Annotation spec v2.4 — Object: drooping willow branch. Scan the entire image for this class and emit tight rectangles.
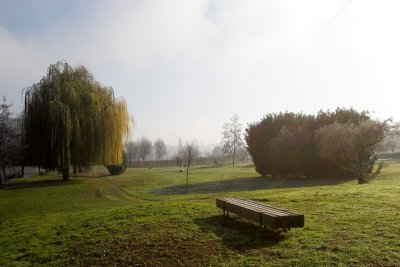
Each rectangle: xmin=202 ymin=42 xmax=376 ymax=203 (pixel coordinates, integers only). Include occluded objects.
xmin=24 ymin=61 xmax=131 ymax=180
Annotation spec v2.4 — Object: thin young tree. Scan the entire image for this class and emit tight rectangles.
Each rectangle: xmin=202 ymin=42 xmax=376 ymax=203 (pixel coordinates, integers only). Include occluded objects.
xmin=221 ymin=114 xmax=244 ymax=166
xmin=24 ymin=61 xmax=131 ymax=181
xmin=183 ymin=141 xmax=199 ymax=193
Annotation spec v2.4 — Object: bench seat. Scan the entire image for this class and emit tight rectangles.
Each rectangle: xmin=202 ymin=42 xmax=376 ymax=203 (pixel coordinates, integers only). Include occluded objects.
xmin=216 ymin=197 xmax=304 ymax=229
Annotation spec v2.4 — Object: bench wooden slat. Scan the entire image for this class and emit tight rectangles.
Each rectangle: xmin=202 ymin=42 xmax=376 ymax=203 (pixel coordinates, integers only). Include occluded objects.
xmin=225 ymin=198 xmax=290 ymax=217
xmin=216 ymin=197 xmax=304 ymax=229
xmin=236 ymin=197 xmax=299 ymax=216
xmin=223 ymin=199 xmax=291 ymax=228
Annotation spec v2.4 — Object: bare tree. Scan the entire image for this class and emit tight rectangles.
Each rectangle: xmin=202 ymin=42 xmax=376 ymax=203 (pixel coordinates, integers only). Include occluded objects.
xmin=0 ymin=97 xmax=23 ymax=184
xmin=221 ymin=114 xmax=244 ymax=166
xmin=137 ymin=137 xmax=153 ymax=161
xmin=154 ymin=139 xmax=167 ymax=161
xmin=182 ymin=141 xmax=200 ymax=193
xmin=126 ymin=141 xmax=141 ymax=165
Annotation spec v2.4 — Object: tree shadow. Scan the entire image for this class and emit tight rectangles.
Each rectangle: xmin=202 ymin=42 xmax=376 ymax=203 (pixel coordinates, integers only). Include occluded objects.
xmin=193 ymin=215 xmax=287 ymax=251
xmin=0 ymin=178 xmax=82 ymax=190
xmin=153 ymin=175 xmax=353 ymax=195
xmin=1 ymin=171 xmax=112 ymax=190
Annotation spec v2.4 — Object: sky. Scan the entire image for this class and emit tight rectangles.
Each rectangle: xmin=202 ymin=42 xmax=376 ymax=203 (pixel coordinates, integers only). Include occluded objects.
xmin=1 ymin=0 xmax=400 ymax=146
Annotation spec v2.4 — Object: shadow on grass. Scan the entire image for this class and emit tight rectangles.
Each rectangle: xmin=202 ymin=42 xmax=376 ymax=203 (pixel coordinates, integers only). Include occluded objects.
xmin=154 ymin=175 xmax=353 ymax=195
xmin=0 ymin=178 xmax=82 ymax=190
xmin=198 ymin=164 xmax=255 ymax=170
xmin=193 ymin=215 xmax=286 ymax=250
xmin=1 ymin=171 xmax=112 ymax=190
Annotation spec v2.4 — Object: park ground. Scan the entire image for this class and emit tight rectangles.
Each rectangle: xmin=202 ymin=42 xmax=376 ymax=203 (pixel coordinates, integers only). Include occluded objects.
xmin=0 ymin=163 xmax=399 ymax=266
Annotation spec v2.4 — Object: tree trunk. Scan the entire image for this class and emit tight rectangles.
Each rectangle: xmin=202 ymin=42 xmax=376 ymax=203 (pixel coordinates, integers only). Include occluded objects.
xmin=232 ymin=142 xmax=236 ymax=166
xmin=186 ymin=165 xmax=190 ymax=193
xmin=21 ymin=166 xmax=25 ymax=177
xmin=62 ymin=167 xmax=70 ymax=181
xmin=2 ymin=165 xmax=7 ymax=182
xmin=73 ymin=165 xmax=77 ymax=174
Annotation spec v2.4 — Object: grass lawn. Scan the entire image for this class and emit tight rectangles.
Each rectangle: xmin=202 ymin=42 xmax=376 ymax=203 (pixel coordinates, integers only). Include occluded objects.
xmin=0 ymin=163 xmax=399 ymax=266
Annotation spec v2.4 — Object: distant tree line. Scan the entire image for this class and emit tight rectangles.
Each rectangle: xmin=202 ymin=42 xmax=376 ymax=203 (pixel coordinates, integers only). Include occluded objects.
xmin=379 ymin=133 xmax=400 ymax=153
xmin=125 ymin=137 xmax=167 ymax=165
xmin=245 ymin=108 xmax=391 ymax=184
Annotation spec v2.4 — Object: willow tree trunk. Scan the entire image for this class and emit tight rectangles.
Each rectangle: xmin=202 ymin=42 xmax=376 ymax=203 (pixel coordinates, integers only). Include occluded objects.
xmin=2 ymin=166 xmax=6 ymax=183
xmin=62 ymin=168 xmax=70 ymax=181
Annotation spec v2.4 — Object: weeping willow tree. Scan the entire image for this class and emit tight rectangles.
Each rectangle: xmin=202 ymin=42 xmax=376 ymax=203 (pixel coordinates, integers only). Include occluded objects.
xmin=24 ymin=61 xmax=131 ymax=181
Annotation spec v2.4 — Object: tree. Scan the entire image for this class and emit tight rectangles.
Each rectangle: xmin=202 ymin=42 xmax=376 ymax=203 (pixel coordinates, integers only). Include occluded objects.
xmin=245 ymin=108 xmax=391 ymax=182
xmin=23 ymin=61 xmax=131 ymax=181
xmin=0 ymin=97 xmax=14 ymax=184
xmin=211 ymin=145 xmax=223 ymax=157
xmin=315 ymin=120 xmax=390 ymax=184
xmin=182 ymin=141 xmax=200 ymax=193
xmin=154 ymin=139 xmax=167 ymax=161
xmin=175 ymin=150 xmax=184 ymax=167
xmin=137 ymin=137 xmax=152 ymax=161
xmin=0 ymin=97 xmax=24 ymax=184
xmin=126 ymin=141 xmax=141 ymax=164
xmin=221 ymin=114 xmax=244 ymax=166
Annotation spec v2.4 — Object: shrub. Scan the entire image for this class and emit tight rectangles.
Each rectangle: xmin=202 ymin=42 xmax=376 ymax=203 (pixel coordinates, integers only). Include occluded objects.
xmin=106 ymin=164 xmax=126 ymax=175
xmin=245 ymin=108 xmax=389 ymax=182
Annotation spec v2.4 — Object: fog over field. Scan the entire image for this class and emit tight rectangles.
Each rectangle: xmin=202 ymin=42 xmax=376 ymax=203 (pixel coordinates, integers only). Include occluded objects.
xmin=1 ymin=0 xmax=400 ymax=145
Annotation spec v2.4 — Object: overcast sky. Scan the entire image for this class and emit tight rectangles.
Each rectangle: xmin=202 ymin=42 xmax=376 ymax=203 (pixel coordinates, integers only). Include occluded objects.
xmin=1 ymin=0 xmax=400 ymax=146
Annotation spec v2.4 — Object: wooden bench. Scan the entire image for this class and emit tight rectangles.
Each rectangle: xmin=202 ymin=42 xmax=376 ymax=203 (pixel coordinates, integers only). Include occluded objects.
xmin=216 ymin=197 xmax=304 ymax=230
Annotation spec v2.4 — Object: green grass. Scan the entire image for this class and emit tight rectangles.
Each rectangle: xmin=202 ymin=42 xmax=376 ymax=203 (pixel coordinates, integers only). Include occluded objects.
xmin=1 ymin=163 xmax=399 ymax=266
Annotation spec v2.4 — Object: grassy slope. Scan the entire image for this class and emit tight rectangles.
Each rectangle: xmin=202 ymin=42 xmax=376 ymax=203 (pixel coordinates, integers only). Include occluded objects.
xmin=0 ymin=164 xmax=399 ymax=266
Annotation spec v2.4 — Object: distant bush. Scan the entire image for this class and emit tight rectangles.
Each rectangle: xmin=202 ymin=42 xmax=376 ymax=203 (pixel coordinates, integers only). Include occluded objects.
xmin=245 ymin=108 xmax=390 ymax=183
xmin=106 ymin=164 xmax=126 ymax=175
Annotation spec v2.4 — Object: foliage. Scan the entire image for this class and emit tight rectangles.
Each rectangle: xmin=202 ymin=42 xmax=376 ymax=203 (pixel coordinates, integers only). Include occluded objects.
xmin=246 ymin=108 xmax=389 ymax=182
xmin=221 ymin=114 xmax=245 ymax=166
xmin=315 ymin=120 xmax=389 ymax=184
xmin=106 ymin=164 xmax=126 ymax=175
xmin=23 ymin=61 xmax=131 ymax=180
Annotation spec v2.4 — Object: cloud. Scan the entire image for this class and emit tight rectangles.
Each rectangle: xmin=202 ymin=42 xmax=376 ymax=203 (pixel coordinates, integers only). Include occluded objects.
xmin=0 ymin=28 xmax=47 ymax=110
xmin=1 ymin=0 xmax=400 ymax=143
